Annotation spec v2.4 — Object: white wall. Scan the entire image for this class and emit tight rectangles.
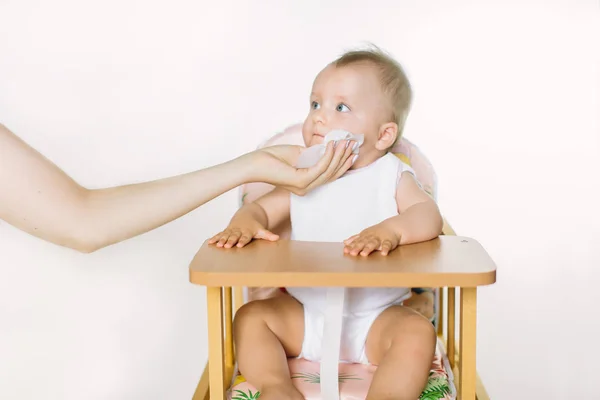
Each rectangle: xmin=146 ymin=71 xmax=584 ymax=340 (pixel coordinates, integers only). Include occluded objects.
xmin=0 ymin=1 xmax=598 ymax=399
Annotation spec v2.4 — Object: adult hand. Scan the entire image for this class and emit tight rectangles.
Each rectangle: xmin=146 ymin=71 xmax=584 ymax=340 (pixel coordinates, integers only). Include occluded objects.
xmin=247 ymin=140 xmax=356 ymax=195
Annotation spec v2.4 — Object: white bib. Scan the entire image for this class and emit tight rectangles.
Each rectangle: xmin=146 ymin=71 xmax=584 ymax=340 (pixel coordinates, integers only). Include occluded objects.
xmin=288 ymin=152 xmax=413 ymax=314
xmin=287 ymin=152 xmax=414 ymax=399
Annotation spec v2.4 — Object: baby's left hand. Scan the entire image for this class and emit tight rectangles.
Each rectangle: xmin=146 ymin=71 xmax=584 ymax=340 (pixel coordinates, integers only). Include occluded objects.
xmin=343 ymin=222 xmax=400 ymax=257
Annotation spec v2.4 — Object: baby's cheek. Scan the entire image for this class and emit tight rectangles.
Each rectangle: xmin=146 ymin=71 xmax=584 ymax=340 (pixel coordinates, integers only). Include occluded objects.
xmin=301 ymin=125 xmax=313 ymax=147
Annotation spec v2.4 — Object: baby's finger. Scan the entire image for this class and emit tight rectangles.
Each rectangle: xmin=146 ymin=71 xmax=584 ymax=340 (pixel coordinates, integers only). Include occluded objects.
xmin=344 ymin=234 xmax=359 ymax=245
xmin=224 ymin=231 xmax=242 ymax=248
xmin=380 ymin=240 xmax=394 ymax=256
xmin=255 ymin=229 xmax=280 ymax=242
xmin=343 ymin=244 xmax=355 ymax=254
xmin=216 ymin=232 xmax=231 ymax=247
xmin=360 ymin=238 xmax=380 ymax=256
xmin=348 ymin=238 xmax=367 ymax=256
xmin=236 ymin=231 xmax=253 ymax=247
xmin=208 ymin=233 xmax=222 ymax=244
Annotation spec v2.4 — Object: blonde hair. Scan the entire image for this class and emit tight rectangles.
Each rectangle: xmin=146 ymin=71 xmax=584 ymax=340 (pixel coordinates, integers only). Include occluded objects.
xmin=332 ymin=45 xmax=412 ymax=139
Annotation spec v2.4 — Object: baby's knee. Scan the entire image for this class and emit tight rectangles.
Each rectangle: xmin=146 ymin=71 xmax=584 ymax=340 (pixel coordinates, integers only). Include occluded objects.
xmin=402 ymin=312 xmax=437 ymax=348
xmin=234 ymin=299 xmax=276 ymax=329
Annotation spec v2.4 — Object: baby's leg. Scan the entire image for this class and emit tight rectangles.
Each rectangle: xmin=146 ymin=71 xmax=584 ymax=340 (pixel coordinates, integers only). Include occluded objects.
xmin=364 ymin=306 xmax=436 ymax=400
xmin=233 ymin=294 xmax=305 ymax=400
xmin=403 ymin=289 xmax=435 ymax=320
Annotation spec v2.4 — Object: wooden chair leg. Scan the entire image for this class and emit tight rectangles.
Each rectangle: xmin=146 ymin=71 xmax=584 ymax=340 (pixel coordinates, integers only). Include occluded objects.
xmin=476 ymin=372 xmax=490 ymax=400
xmin=234 ymin=286 xmax=244 ymax=313
xmin=207 ymin=286 xmax=226 ymax=400
xmin=459 ymin=287 xmax=477 ymax=400
xmin=224 ymin=287 xmax=234 ymax=385
xmin=437 ymin=287 xmax=444 ymax=337
xmin=447 ymin=287 xmax=456 ymax=369
xmin=192 ymin=363 xmax=210 ymax=400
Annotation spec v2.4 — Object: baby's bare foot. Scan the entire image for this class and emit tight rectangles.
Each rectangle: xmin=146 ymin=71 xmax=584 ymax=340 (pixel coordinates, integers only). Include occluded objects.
xmin=259 ymin=384 xmax=304 ymax=400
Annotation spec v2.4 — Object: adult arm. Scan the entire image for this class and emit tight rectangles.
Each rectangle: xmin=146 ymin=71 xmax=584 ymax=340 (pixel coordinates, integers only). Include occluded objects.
xmin=0 ymin=124 xmax=354 ymax=252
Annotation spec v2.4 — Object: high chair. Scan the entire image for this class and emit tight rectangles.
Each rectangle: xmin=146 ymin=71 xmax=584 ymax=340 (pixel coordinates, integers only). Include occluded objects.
xmin=189 ymin=124 xmax=497 ymax=400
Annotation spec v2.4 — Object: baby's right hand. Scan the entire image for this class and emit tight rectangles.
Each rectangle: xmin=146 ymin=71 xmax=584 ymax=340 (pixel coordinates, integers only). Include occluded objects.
xmin=208 ymin=219 xmax=279 ymax=248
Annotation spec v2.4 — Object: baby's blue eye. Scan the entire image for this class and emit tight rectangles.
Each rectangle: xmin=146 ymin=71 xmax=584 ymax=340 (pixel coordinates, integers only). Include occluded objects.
xmin=336 ymin=103 xmax=350 ymax=112
xmin=311 ymin=101 xmax=320 ymax=110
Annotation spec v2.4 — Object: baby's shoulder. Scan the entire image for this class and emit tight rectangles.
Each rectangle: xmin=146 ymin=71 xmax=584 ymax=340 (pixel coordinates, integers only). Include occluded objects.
xmin=384 ymin=153 xmax=415 ymax=182
xmin=388 ymin=155 xmax=421 ymax=200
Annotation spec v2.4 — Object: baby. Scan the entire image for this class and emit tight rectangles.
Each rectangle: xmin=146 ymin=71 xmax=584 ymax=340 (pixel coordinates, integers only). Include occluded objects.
xmin=210 ymin=46 xmax=443 ymax=400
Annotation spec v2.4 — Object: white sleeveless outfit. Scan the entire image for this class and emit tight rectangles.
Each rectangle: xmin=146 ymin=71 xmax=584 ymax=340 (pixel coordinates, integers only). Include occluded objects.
xmin=287 ymin=152 xmax=415 ymax=364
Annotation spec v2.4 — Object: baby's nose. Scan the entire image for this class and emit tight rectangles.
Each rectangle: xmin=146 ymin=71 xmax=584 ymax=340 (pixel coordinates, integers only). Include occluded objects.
xmin=313 ymin=109 xmax=326 ymax=124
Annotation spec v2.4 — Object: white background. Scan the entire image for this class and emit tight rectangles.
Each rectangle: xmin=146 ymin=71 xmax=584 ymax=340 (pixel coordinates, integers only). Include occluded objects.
xmin=1 ymin=0 xmax=598 ymax=399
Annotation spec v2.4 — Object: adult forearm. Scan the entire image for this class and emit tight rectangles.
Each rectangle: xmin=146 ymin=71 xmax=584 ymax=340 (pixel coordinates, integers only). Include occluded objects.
xmin=0 ymin=123 xmax=253 ymax=252
xmin=78 ymin=157 xmax=252 ymax=252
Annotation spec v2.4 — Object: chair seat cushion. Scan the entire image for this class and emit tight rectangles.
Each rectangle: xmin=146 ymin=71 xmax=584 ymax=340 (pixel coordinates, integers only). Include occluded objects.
xmin=228 ymin=339 xmax=455 ymax=400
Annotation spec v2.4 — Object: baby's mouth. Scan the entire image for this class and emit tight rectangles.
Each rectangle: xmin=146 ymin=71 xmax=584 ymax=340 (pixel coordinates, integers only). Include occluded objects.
xmin=311 ymin=133 xmax=325 ymax=144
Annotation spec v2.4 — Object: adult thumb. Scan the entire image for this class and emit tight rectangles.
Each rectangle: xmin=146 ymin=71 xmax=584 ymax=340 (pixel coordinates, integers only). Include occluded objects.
xmin=255 ymin=229 xmax=280 ymax=242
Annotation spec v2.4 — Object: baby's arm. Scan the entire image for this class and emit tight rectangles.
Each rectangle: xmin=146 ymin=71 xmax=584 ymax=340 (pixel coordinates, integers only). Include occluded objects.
xmin=388 ymin=171 xmax=443 ymax=244
xmin=209 ymin=188 xmax=291 ymax=248
xmin=344 ymin=172 xmax=442 ymax=256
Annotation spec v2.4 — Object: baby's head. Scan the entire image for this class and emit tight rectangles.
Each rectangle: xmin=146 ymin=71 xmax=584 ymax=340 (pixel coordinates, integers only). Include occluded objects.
xmin=302 ymin=45 xmax=412 ymax=168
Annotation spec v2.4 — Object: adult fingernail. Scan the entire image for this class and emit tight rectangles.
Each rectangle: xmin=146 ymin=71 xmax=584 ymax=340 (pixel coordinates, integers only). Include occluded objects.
xmin=352 ymin=155 xmax=358 ymax=164
xmin=352 ymin=141 xmax=359 ymax=151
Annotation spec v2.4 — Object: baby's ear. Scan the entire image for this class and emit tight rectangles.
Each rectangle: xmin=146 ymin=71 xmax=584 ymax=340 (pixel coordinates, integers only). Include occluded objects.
xmin=375 ymin=122 xmax=398 ymax=150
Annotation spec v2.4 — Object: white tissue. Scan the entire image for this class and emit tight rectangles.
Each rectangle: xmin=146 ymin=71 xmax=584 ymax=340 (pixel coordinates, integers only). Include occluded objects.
xmin=296 ymin=129 xmax=364 ymax=168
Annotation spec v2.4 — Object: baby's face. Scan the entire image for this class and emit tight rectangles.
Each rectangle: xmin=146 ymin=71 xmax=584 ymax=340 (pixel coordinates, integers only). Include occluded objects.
xmin=302 ymin=63 xmax=392 ymax=165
